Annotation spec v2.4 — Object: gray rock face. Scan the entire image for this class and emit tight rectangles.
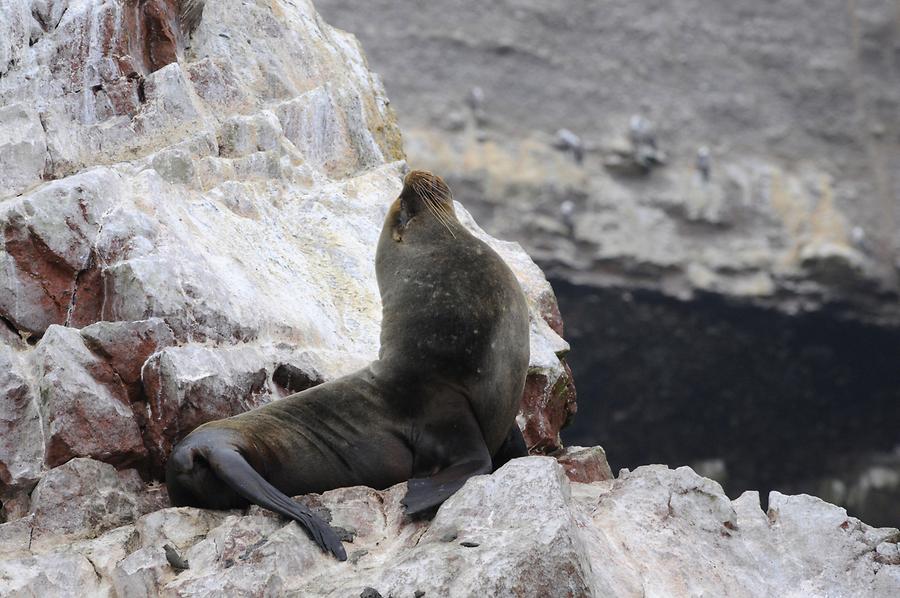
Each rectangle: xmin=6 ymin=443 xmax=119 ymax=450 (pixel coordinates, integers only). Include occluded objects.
xmin=317 ymin=0 xmax=900 ymax=322
xmin=0 ymin=346 xmax=42 ymax=503
xmin=1 ymin=457 xmax=897 ymax=597
xmin=315 ymin=0 xmax=900 ymax=524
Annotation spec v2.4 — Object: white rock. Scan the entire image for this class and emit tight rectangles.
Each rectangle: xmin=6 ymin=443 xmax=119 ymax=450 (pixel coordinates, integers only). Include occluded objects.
xmin=28 ymin=458 xmax=150 ymax=551
xmin=5 ymin=457 xmax=896 ymax=597
xmin=0 ymin=551 xmax=105 ymax=598
xmin=367 ymin=457 xmax=597 ymax=597
xmin=0 ymin=103 xmax=48 ymax=197
xmin=0 ymin=345 xmax=42 ymax=498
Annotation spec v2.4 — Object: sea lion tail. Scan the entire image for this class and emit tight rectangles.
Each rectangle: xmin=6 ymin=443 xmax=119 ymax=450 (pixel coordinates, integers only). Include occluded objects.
xmin=205 ymin=447 xmax=347 ymax=561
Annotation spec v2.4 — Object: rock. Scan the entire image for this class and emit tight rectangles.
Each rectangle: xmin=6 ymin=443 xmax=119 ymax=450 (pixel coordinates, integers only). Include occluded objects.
xmin=0 ymin=552 xmax=105 ymax=597
xmin=0 ymin=515 xmax=34 ymax=558
xmin=134 ymin=507 xmax=232 ymax=553
xmin=111 ymin=545 xmax=177 ymax=598
xmin=579 ymin=465 xmax=900 ymax=597
xmin=28 ymin=458 xmax=162 ymax=551
xmin=556 ymin=445 xmax=614 ymax=483
xmin=70 ymin=525 xmax=141 ymax=586
xmin=140 ymin=344 xmax=273 ymax=470
xmin=0 ymin=345 xmax=42 ymax=500
xmin=3 ymin=456 xmax=896 ymax=596
xmin=0 ymin=168 xmax=116 ymax=336
xmin=80 ymin=318 xmax=176 ymax=403
xmin=170 ymin=516 xmax=304 ymax=594
xmin=365 ymin=458 xmax=596 ymax=597
xmin=0 ymin=103 xmax=48 ymax=197
xmin=30 ymin=326 xmax=146 ymax=470
xmin=520 ymin=360 xmax=577 ymax=454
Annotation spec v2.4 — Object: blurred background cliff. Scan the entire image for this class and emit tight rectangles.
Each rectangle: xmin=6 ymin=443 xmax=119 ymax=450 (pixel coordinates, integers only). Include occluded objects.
xmin=316 ymin=0 xmax=900 ymax=527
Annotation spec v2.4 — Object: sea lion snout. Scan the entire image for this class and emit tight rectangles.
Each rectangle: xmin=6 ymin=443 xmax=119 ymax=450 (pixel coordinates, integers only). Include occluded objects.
xmin=402 ymin=170 xmax=453 ymax=205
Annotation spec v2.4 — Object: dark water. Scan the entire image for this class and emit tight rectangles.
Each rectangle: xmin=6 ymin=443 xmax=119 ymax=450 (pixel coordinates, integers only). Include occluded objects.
xmin=553 ymin=279 xmax=900 ymax=525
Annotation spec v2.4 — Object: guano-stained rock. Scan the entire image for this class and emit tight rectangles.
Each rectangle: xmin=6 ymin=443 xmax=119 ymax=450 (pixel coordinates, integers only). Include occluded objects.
xmin=2 ymin=457 xmax=897 ymax=597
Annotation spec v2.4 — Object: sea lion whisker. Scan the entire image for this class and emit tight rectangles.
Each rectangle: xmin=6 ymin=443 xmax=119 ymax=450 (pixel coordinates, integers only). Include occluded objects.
xmin=414 ymin=179 xmax=453 ymax=233
xmin=424 ymin=195 xmax=457 ymax=238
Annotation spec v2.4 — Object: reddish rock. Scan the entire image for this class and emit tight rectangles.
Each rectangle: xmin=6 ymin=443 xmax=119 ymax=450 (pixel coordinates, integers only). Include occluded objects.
xmin=520 ymin=358 xmax=578 ymax=454
xmin=0 ymin=171 xmax=115 ymax=337
xmin=47 ymin=0 xmax=182 ymax=124
xmin=555 ymin=445 xmax=614 ymax=483
xmin=2 ymin=213 xmax=79 ymax=335
xmin=141 ymin=345 xmax=272 ymax=474
xmin=32 ymin=326 xmax=147 ymax=470
xmin=537 ymin=290 xmax=565 ymax=338
xmin=81 ymin=318 xmax=176 ymax=403
xmin=139 ymin=0 xmax=180 ymax=73
xmin=515 ymin=282 xmax=579 ymax=455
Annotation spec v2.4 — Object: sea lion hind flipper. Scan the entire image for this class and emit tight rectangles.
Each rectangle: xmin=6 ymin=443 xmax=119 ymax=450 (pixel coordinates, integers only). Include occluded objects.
xmin=491 ymin=423 xmax=528 ymax=471
xmin=205 ymin=448 xmax=347 ymax=561
xmin=401 ymin=457 xmax=492 ymax=516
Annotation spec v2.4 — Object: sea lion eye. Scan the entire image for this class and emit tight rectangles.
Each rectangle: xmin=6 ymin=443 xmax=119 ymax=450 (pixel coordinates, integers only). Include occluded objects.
xmin=398 ymin=200 xmax=413 ymax=227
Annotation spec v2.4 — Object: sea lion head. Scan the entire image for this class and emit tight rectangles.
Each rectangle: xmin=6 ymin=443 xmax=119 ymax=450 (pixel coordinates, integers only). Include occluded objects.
xmin=389 ymin=170 xmax=457 ymax=241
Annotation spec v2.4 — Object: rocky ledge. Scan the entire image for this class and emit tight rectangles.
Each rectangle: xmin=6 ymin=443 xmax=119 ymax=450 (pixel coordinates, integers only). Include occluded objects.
xmin=1 ymin=455 xmax=898 ymax=597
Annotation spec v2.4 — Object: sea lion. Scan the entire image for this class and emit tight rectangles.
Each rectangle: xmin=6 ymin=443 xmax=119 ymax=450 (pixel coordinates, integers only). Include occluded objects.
xmin=165 ymin=170 xmax=530 ymax=561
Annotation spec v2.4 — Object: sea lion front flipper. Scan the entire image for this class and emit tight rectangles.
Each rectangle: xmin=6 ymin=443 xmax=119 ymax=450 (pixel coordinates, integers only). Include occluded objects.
xmin=491 ymin=423 xmax=528 ymax=471
xmin=205 ymin=448 xmax=347 ymax=561
xmin=402 ymin=457 xmax=492 ymax=516
xmin=402 ymin=394 xmax=494 ymax=515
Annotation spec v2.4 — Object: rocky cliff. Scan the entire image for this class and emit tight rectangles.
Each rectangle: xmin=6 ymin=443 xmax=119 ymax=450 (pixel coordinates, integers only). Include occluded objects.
xmin=0 ymin=0 xmax=573 ymax=513
xmin=0 ymin=0 xmax=898 ymax=596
